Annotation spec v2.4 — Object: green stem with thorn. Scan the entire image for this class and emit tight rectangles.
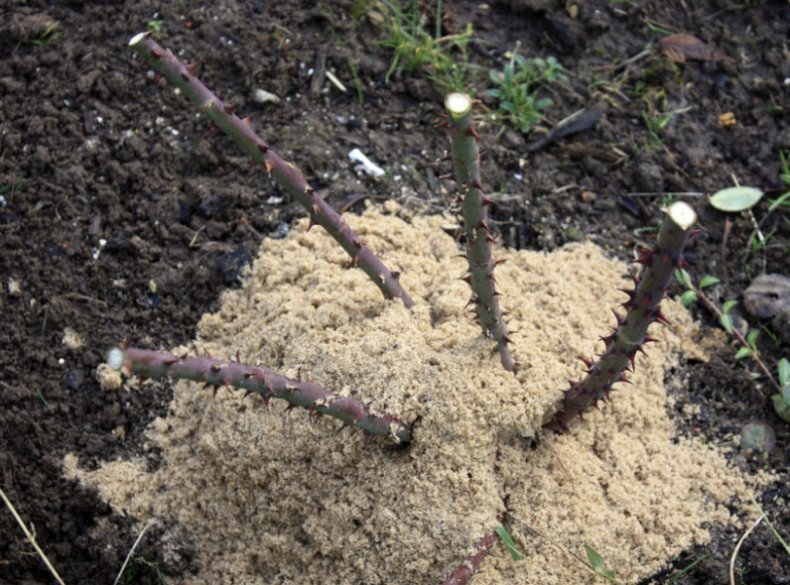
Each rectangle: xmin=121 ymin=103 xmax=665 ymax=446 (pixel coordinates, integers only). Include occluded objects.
xmin=128 ymin=32 xmax=414 ymax=308
xmin=108 ymin=346 xmax=412 ymax=445
xmin=444 ymin=93 xmax=515 ymax=372
xmin=545 ymin=201 xmax=697 ymax=431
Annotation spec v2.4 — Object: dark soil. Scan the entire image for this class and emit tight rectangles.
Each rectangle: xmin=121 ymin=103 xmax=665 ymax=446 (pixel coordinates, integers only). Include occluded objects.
xmin=1 ymin=1 xmax=787 ymax=584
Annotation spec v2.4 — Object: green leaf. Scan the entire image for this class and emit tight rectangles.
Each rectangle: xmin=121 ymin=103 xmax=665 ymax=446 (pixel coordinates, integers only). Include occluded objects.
xmin=709 ymin=186 xmax=764 ymax=212
xmin=585 ymin=544 xmax=606 ymax=570
xmin=674 ymin=268 xmax=693 ymax=288
xmin=494 ymin=525 xmax=525 ymax=561
xmin=734 ymin=346 xmax=752 ymax=360
xmin=722 ymin=299 xmax=739 ymax=314
xmin=720 ymin=313 xmax=734 ymax=335
xmin=772 ymin=394 xmax=790 ymax=424
xmin=746 ymin=329 xmax=759 ymax=348
xmin=698 ymin=275 xmax=721 ymax=289
xmin=584 ymin=545 xmax=618 ymax=583
xmin=778 ymin=358 xmax=789 ymax=387
xmin=680 ymin=290 xmax=698 ymax=307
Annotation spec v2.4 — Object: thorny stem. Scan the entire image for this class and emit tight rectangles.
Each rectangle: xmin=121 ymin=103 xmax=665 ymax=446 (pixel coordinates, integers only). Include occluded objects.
xmin=108 ymin=346 xmax=413 ymax=445
xmin=689 ymin=284 xmax=780 ymax=393
xmin=546 ymin=202 xmax=697 ymax=432
xmin=128 ymin=32 xmax=414 ymax=308
xmin=442 ymin=532 xmax=498 ymax=585
xmin=444 ymin=93 xmax=515 ymax=372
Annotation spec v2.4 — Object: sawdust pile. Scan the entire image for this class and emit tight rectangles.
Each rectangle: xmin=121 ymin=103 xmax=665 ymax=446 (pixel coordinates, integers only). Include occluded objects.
xmin=67 ymin=206 xmax=756 ymax=584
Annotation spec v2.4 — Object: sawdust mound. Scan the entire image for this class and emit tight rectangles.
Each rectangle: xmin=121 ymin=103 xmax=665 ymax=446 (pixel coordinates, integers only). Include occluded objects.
xmin=67 ymin=207 xmax=754 ymax=584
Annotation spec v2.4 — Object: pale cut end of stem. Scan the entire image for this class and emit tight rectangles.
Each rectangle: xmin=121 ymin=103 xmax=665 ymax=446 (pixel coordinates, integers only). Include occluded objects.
xmin=667 ymin=201 xmax=697 ymax=230
xmin=128 ymin=31 xmax=150 ymax=47
xmin=107 ymin=347 xmax=125 ymax=371
xmin=445 ymin=92 xmax=472 ymax=120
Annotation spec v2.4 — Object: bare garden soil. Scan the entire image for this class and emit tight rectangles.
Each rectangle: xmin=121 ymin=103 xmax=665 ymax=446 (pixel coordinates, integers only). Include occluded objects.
xmin=1 ymin=1 xmax=788 ymax=584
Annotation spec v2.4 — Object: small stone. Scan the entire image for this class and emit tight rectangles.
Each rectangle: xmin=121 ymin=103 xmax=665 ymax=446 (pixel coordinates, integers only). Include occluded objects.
xmin=580 ymin=190 xmax=597 ymax=203
xmin=252 ymin=89 xmax=281 ymax=105
xmin=62 ymin=327 xmax=83 ymax=349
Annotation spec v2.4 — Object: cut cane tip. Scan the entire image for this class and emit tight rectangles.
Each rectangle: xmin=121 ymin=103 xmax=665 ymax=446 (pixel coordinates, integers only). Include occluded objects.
xmin=129 ymin=32 xmax=151 ymax=47
xmin=666 ymin=201 xmax=696 ymax=230
xmin=445 ymin=93 xmax=472 ymax=119
xmin=107 ymin=347 xmax=125 ymax=371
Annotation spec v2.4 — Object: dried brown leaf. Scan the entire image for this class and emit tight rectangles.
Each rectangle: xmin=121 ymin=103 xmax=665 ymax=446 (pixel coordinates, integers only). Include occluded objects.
xmin=658 ymin=33 xmax=735 ymax=64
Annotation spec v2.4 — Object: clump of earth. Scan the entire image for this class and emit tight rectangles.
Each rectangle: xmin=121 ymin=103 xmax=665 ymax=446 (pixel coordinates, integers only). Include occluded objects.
xmin=68 ymin=208 xmax=763 ymax=584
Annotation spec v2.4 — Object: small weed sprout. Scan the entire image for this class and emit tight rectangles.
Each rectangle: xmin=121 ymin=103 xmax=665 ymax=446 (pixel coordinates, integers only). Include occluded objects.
xmin=772 ymin=358 xmax=790 ymax=423
xmin=378 ymin=0 xmax=474 ymax=92
xmin=584 ymin=544 xmax=620 ymax=584
xmin=487 ymin=45 xmax=566 ymax=134
xmin=147 ymin=19 xmax=164 ymax=37
xmin=31 ymin=20 xmax=61 ymax=47
xmin=675 ymin=269 xmax=784 ymax=411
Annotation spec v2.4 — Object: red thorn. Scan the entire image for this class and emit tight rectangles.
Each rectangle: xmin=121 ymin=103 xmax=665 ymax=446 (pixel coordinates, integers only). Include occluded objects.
xmin=186 ymin=62 xmax=200 ymax=74
xmin=153 ymin=72 xmax=164 ymax=84
xmin=482 ymin=196 xmax=494 ymax=206
xmin=180 ymin=73 xmax=190 ymax=82
xmin=599 ymin=333 xmax=616 ymax=346
xmin=653 ymin=309 xmax=670 ymax=326
xmin=210 ymin=364 xmax=222 ymax=373
xmin=150 ymin=49 xmax=162 ymax=59
xmin=643 ymin=335 xmax=657 ymax=344
xmin=235 ymin=350 xmax=241 ymax=363
xmin=242 ymin=116 xmax=252 ymax=126
xmin=467 ymin=126 xmax=481 ymax=140
xmin=636 ymin=249 xmax=655 ymax=266
xmin=257 ymin=143 xmax=269 ymax=154
xmin=224 ymin=103 xmax=237 ymax=115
